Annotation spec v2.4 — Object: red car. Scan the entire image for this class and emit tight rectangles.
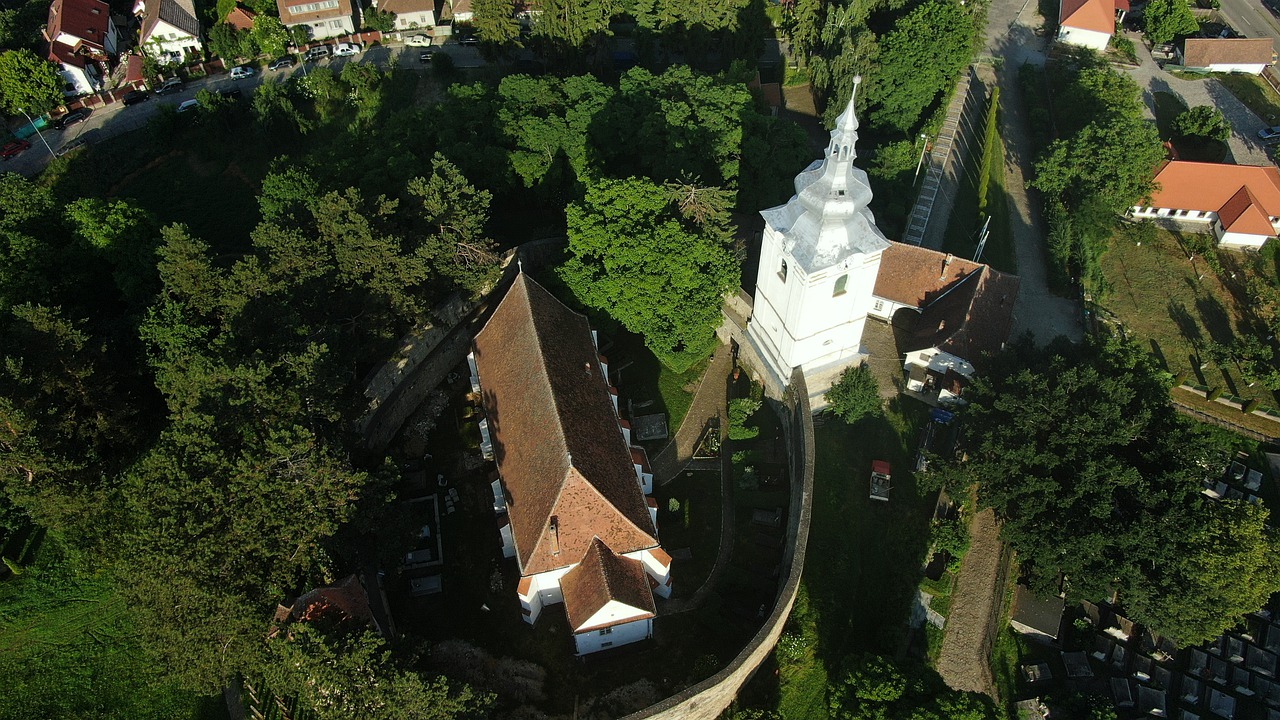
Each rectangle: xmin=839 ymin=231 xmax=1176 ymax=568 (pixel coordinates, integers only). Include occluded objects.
xmin=1 ymin=139 xmax=31 ymax=160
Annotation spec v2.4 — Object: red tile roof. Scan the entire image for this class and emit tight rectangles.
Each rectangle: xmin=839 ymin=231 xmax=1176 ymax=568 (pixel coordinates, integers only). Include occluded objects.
xmin=1059 ymin=0 xmax=1114 ymax=34
xmin=1149 ymin=161 xmax=1280 ymax=234
xmin=287 ymin=575 xmax=375 ymax=627
xmin=223 ymin=5 xmax=256 ymax=30
xmin=277 ymin=0 xmax=354 ymax=24
xmin=378 ymin=0 xmax=438 ymax=15
xmin=138 ymin=0 xmax=201 ymax=43
xmin=906 ymin=264 xmax=1021 ymax=362
xmin=473 ymin=274 xmax=658 ymax=577
xmin=873 ymin=242 xmax=985 ymax=309
xmin=1181 ymin=38 xmax=1274 ymax=68
xmin=48 ymin=41 xmax=88 ymax=67
xmin=560 ymin=538 xmax=656 ymax=633
xmin=45 ymin=0 xmax=112 ymax=55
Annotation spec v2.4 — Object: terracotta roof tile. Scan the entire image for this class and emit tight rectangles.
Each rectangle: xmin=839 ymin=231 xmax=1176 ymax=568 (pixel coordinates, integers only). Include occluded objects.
xmin=379 ymin=0 xmax=438 ymax=14
xmin=648 ymin=546 xmax=672 ymax=568
xmin=473 ymin=274 xmax=657 ymax=576
xmin=1060 ymin=0 xmax=1114 ymax=34
xmin=45 ymin=0 xmax=112 ymax=55
xmin=288 ymin=575 xmax=374 ymax=626
xmin=873 ymin=242 xmax=986 ymax=309
xmin=560 ymin=538 xmax=656 ymax=633
xmin=907 ymin=265 xmax=1020 ymax=363
xmin=1148 ymin=161 xmax=1280 ymax=230
xmin=1181 ymin=38 xmax=1274 ymax=68
xmin=139 ymin=0 xmax=200 ymax=43
xmin=1218 ymin=186 xmax=1276 ymax=235
xmin=277 ymin=0 xmax=353 ymax=24
xmin=223 ymin=5 xmax=256 ymax=30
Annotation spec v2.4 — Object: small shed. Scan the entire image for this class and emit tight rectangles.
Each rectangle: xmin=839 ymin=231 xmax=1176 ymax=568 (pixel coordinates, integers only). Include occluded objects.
xmin=869 ymin=460 xmax=891 ymax=502
xmin=1178 ymin=38 xmax=1275 ymax=74
xmin=1010 ymin=585 xmax=1064 ymax=643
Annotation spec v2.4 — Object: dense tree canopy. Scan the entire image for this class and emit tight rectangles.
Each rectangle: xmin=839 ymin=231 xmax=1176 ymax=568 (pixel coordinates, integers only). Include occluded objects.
xmin=827 ymin=654 xmax=1000 ymax=720
xmin=947 ymin=335 xmax=1280 ymax=645
xmin=863 ymin=1 xmax=977 ymax=132
xmin=0 ymin=48 xmax=64 ymax=116
xmin=1173 ymin=105 xmax=1231 ymax=142
xmin=560 ymin=177 xmax=738 ymax=370
xmin=1144 ymin=0 xmax=1200 ymax=44
xmin=824 ymin=363 xmax=881 ymax=424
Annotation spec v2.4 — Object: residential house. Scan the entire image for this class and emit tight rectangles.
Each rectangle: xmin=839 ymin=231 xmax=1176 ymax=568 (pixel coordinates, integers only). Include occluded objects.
xmin=446 ymin=0 xmax=471 ymax=22
xmin=869 ymin=243 xmax=1020 ymax=405
xmin=44 ymin=0 xmax=118 ymax=96
xmin=469 ymin=273 xmax=672 ymax=656
xmin=270 ymin=574 xmax=385 ymax=636
xmin=1057 ymin=0 xmax=1123 ymax=52
xmin=1178 ymin=38 xmax=1274 ymax=74
xmin=223 ymin=4 xmax=256 ymax=30
xmin=278 ymin=0 xmax=358 ymax=40
xmin=375 ymin=0 xmax=438 ymax=31
xmin=134 ymin=0 xmax=202 ymax=61
xmin=1131 ymin=160 xmax=1280 ymax=248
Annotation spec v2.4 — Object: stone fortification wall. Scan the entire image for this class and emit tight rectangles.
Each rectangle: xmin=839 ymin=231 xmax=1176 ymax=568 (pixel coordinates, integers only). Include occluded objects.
xmin=623 ymin=367 xmax=815 ymax=720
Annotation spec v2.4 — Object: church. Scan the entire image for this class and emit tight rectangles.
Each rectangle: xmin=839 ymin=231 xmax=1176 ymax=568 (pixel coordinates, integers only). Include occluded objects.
xmin=739 ymin=78 xmax=1020 ymax=407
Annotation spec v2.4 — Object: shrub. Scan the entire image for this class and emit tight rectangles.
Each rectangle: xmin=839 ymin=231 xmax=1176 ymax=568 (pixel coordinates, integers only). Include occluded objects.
xmin=1207 ymin=386 xmax=1223 ymax=401
xmin=1243 ymin=398 xmax=1261 ymax=413
xmin=825 ymin=363 xmax=881 ymax=424
xmin=1173 ymin=370 xmax=1189 ymax=386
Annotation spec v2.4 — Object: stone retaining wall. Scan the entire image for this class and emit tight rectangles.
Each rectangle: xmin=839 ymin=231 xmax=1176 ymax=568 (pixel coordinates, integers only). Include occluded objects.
xmin=622 ymin=367 xmax=815 ymax=720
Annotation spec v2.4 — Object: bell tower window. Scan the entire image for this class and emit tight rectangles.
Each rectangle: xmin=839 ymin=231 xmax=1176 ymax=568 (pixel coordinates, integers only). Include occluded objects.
xmin=778 ymin=259 xmax=788 ymax=283
xmin=833 ymin=274 xmax=848 ymax=296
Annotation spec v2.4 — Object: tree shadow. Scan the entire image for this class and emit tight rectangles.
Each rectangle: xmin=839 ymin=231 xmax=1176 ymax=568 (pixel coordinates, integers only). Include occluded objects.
xmin=1219 ymin=366 xmax=1238 ymax=397
xmin=1195 ymin=294 xmax=1235 ymax=346
xmin=1167 ymin=298 xmax=1203 ymax=351
xmin=1189 ymin=353 xmax=1207 ymax=385
xmin=1148 ymin=338 xmax=1168 ymax=370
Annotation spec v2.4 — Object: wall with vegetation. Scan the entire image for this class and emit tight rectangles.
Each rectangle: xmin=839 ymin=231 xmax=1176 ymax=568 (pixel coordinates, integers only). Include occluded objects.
xmin=623 ymin=366 xmax=815 ymax=720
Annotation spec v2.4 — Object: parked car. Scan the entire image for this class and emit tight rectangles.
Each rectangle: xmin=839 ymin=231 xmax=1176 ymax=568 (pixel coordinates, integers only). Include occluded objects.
xmin=418 ymin=48 xmax=437 ymax=63
xmin=229 ymin=65 xmax=255 ymax=80
xmin=155 ymin=77 xmax=183 ymax=95
xmin=56 ymin=132 xmax=94 ymax=157
xmin=176 ymin=98 xmax=200 ymax=113
xmin=268 ymin=56 xmax=296 ymax=71
xmin=405 ymin=34 xmax=431 ymax=46
xmin=332 ymin=42 xmax=361 ymax=57
xmin=1 ymin=139 xmax=31 ymax=160
xmin=458 ymin=34 xmax=478 ymax=46
xmin=304 ymin=45 xmax=329 ymax=61
xmin=54 ymin=107 xmax=91 ymax=130
xmin=216 ymin=88 xmax=242 ymax=100
xmin=1259 ymin=126 xmax=1280 ymax=141
xmin=122 ymin=90 xmax=149 ymax=106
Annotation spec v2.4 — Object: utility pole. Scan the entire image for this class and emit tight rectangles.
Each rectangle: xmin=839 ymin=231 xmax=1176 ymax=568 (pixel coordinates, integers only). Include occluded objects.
xmin=17 ymin=107 xmax=56 ymax=160
xmin=912 ymin=133 xmax=928 ymax=184
xmin=973 ymin=215 xmax=991 ymax=263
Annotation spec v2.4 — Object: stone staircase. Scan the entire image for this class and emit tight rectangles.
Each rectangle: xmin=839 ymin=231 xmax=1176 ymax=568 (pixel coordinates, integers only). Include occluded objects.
xmin=903 ymin=68 xmax=980 ymax=248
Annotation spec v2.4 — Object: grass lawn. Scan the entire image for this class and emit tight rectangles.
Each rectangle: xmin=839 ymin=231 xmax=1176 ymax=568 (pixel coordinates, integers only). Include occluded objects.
xmin=654 ymin=469 xmax=723 ymax=599
xmin=1218 ymin=73 xmax=1280 ymax=126
xmin=774 ymin=398 xmax=936 ymax=720
xmin=1098 ymin=226 xmax=1280 ymax=411
xmin=0 ymin=535 xmax=225 ymax=720
xmin=611 ymin=331 xmax=708 ymax=437
xmin=942 ymin=101 xmax=1016 ymax=275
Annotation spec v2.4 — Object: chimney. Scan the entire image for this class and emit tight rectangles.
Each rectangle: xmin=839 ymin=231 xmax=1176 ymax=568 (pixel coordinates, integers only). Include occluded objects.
xmin=940 ymin=253 xmax=954 ymax=280
xmin=583 ymin=362 xmax=591 ymax=375
xmin=549 ymin=516 xmax=560 ymax=555
xmin=937 ymin=320 xmax=946 ymax=333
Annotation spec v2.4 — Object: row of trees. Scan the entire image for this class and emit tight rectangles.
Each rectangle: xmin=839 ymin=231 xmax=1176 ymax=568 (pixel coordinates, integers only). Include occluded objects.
xmin=944 ymin=334 xmax=1280 ymax=646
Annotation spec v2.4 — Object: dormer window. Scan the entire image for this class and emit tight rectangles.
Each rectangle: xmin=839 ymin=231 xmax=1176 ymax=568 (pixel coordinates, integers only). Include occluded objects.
xmin=833 ymin=274 xmax=848 ymax=296
xmin=778 ymin=259 xmax=788 ymax=283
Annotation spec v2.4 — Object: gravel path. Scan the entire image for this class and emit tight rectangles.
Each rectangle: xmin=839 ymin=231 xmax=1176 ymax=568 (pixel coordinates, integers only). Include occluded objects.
xmin=1118 ymin=31 xmax=1273 ymax=165
xmin=935 ymin=509 xmax=1006 ymax=696
xmin=650 ymin=343 xmax=732 ymax=483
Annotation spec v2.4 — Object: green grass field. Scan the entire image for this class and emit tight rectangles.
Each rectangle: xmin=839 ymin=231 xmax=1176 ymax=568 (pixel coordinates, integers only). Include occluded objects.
xmin=0 ymin=535 xmax=224 ymax=720
xmin=943 ymin=99 xmax=1016 ymax=275
xmin=774 ymin=399 xmax=935 ymax=720
xmin=1218 ymin=73 xmax=1280 ymax=126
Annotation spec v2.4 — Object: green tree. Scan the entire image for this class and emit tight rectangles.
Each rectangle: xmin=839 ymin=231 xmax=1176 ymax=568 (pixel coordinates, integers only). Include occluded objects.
xmin=404 ymin=153 xmax=502 ymax=295
xmin=1144 ymin=0 xmax=1200 ymax=44
xmin=824 ymin=363 xmax=881 ymax=424
xmin=251 ymin=78 xmax=312 ymax=135
xmin=63 ymin=197 xmax=159 ymax=303
xmin=261 ymin=625 xmax=492 ymax=719
xmin=364 ymin=7 xmax=396 ymax=31
xmin=1172 ymin=105 xmax=1231 ymax=142
xmin=0 ymin=48 xmax=64 ymax=116
xmin=532 ymin=0 xmax=615 ymax=49
xmin=827 ymin=654 xmax=998 ymax=720
xmin=863 ymin=1 xmax=975 ymax=132
xmin=947 ymin=334 xmax=1280 ymax=644
xmin=559 ymin=177 xmax=738 ymax=371
xmin=208 ymin=23 xmax=257 ymax=60
xmin=472 ymin=0 xmax=521 ymax=46
xmin=252 ymin=15 xmax=291 ymax=58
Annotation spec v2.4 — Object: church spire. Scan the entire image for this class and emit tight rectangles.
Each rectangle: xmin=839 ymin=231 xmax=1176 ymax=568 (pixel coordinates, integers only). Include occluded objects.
xmin=828 ymin=76 xmax=861 ymax=162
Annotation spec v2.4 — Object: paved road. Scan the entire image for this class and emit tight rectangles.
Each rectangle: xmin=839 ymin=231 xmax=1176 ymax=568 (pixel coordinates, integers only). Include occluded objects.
xmin=2 ymin=40 xmax=486 ymax=178
xmin=1118 ymin=30 xmax=1273 ymax=164
xmin=1217 ymin=0 xmax=1280 ymax=54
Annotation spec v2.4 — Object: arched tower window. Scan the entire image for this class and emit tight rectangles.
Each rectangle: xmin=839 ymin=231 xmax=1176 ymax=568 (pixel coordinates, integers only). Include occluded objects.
xmin=833 ymin=274 xmax=848 ymax=296
xmin=778 ymin=259 xmax=789 ymax=283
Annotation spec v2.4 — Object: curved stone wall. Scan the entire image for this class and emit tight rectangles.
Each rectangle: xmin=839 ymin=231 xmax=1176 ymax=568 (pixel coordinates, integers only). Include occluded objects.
xmin=623 ymin=367 xmax=815 ymax=720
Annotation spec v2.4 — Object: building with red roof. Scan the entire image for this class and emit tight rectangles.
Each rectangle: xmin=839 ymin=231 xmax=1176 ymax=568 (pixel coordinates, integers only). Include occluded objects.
xmin=1131 ymin=161 xmax=1280 ymax=248
xmin=1057 ymin=0 xmax=1122 ymax=51
xmin=44 ymin=0 xmax=118 ymax=96
xmin=223 ymin=4 xmax=257 ymax=30
xmin=134 ymin=0 xmax=203 ymax=62
xmin=1177 ymin=38 xmax=1275 ymax=75
xmin=277 ymin=0 xmax=357 ymax=41
xmin=469 ymin=273 xmax=672 ymax=656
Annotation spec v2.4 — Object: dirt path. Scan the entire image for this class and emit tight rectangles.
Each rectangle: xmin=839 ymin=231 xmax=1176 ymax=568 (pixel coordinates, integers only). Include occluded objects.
xmin=936 ymin=508 xmax=1005 ymax=696
xmin=650 ymin=343 xmax=733 ymax=483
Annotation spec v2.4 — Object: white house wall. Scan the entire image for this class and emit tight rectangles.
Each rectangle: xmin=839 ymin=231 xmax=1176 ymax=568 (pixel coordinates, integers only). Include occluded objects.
xmin=58 ymin=63 xmax=97 ymax=95
xmin=284 ymin=15 xmax=355 ymax=39
xmin=143 ymin=20 xmax=200 ymax=57
xmin=624 ymin=548 xmax=672 ymax=598
xmin=575 ymin=599 xmax=652 ymax=632
xmin=1207 ymin=62 xmax=1267 ymax=74
xmin=1057 ymin=25 xmax=1110 ymax=51
xmin=1220 ymin=230 xmax=1270 ymax=248
xmin=573 ymin=617 xmax=652 ymax=655
xmin=394 ymin=9 xmax=434 ymax=28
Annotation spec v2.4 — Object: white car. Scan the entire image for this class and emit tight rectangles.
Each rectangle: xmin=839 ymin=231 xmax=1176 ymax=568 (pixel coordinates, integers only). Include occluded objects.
xmin=229 ymin=65 xmax=255 ymax=80
xmin=332 ymin=42 xmax=361 ymax=57
xmin=176 ymin=99 xmax=200 ymax=113
xmin=405 ymin=34 xmax=431 ymax=47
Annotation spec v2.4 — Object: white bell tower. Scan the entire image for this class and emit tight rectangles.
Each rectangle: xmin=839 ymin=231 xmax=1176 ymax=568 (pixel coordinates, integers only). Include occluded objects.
xmin=745 ymin=78 xmax=891 ymax=401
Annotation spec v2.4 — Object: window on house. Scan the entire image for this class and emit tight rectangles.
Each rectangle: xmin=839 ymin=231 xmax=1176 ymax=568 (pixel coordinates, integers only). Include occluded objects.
xmin=833 ymin=274 xmax=848 ymax=296
xmin=778 ymin=259 xmax=788 ymax=283
xmin=601 ymin=641 xmax=613 ymax=648
xmin=599 ymin=627 xmax=613 ymax=636
xmin=873 ymin=299 xmax=884 ymax=312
